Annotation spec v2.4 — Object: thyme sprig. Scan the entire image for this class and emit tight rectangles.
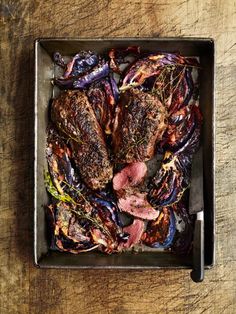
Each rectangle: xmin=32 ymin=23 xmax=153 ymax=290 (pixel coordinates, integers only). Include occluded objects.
xmin=44 ymin=171 xmax=112 ymax=237
xmin=151 ymin=66 xmax=186 ymax=106
xmin=57 ymin=122 xmax=84 ymax=145
xmin=119 ymin=62 xmax=200 ymax=92
xmin=44 ymin=171 xmax=76 ymax=204
xmin=62 ymin=180 xmax=89 ymax=205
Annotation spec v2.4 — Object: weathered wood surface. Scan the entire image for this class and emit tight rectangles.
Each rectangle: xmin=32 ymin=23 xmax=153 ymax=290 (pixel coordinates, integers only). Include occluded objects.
xmin=0 ymin=0 xmax=235 ymax=313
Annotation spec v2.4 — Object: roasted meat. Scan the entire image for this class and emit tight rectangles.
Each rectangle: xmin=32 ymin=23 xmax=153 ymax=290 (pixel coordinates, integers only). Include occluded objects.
xmin=113 ymin=162 xmax=147 ymax=191
xmin=113 ymin=162 xmax=159 ymax=220
xmin=112 ymin=89 xmax=167 ymax=163
xmin=51 ymin=90 xmax=113 ymax=190
xmin=117 ymin=192 xmax=159 ymax=220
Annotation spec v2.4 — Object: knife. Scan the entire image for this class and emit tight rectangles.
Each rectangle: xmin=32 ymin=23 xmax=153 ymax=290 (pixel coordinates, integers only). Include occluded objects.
xmin=189 ymin=147 xmax=204 ymax=282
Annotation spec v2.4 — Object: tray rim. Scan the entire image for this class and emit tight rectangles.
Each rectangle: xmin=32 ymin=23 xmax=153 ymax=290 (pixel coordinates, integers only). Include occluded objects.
xmin=34 ymin=37 xmax=215 ymax=269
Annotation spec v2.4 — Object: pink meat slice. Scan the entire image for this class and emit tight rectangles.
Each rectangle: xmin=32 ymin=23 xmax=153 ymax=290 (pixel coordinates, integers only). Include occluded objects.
xmin=118 ymin=191 xmax=159 ymax=220
xmin=120 ymin=219 xmax=145 ymax=249
xmin=113 ymin=162 xmax=147 ymax=191
xmin=113 ymin=162 xmax=158 ymax=220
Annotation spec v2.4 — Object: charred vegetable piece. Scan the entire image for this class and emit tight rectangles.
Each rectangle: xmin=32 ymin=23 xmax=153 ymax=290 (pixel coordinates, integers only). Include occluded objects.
xmin=166 ymin=67 xmax=195 ymax=115
xmin=108 ymin=46 xmax=140 ymax=74
xmin=138 ymin=64 xmax=196 ymax=116
xmin=46 ymin=202 xmax=98 ymax=254
xmin=159 ymin=104 xmax=202 ymax=153
xmin=109 ymin=74 xmax=119 ymax=102
xmin=46 ymin=167 xmax=127 ymax=252
xmin=112 ymin=88 xmax=167 ymax=163
xmin=87 ymin=78 xmax=116 ymax=134
xmin=46 ymin=174 xmax=124 ymax=254
xmin=171 ymin=201 xmax=194 ymax=255
xmin=63 ymin=51 xmax=99 ymax=78
xmin=89 ymin=195 xmax=125 ymax=253
xmin=73 ymin=61 xmax=109 ymax=89
xmin=55 ymin=61 xmax=109 ymax=89
xmin=91 ymin=189 xmax=123 ymax=226
xmin=148 ymin=151 xmax=192 ymax=207
xmin=142 ymin=207 xmax=176 ymax=248
xmin=54 ymin=51 xmax=99 ymax=78
xmin=53 ymin=52 xmax=66 ymax=68
xmin=46 ymin=127 xmax=85 ymax=197
xmin=119 ymin=218 xmax=145 ymax=249
xmin=175 ymin=106 xmax=202 ymax=156
xmin=149 ymin=106 xmax=202 ymax=207
xmin=51 ymin=90 xmax=113 ymax=190
xmin=120 ymin=53 xmax=198 ymax=91
xmin=46 ymin=128 xmax=73 ymax=194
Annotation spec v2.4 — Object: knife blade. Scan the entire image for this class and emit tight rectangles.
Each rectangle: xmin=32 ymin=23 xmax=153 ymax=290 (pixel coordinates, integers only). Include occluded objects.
xmin=189 ymin=147 xmax=204 ymax=282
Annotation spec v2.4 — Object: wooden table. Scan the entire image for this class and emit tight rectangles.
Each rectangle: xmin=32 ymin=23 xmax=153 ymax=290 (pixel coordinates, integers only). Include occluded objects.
xmin=0 ymin=0 xmax=235 ymax=313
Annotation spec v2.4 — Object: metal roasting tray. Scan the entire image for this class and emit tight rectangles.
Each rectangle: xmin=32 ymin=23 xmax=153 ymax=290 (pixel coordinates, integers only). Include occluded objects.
xmin=34 ymin=38 xmax=215 ymax=269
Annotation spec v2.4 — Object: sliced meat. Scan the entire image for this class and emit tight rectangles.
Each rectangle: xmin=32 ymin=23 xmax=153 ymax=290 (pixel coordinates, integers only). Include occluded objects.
xmin=112 ymin=89 xmax=167 ymax=163
xmin=51 ymin=90 xmax=113 ymax=190
xmin=113 ymin=162 xmax=147 ymax=191
xmin=120 ymin=219 xmax=145 ymax=249
xmin=113 ymin=162 xmax=158 ymax=220
xmin=118 ymin=191 xmax=159 ymax=220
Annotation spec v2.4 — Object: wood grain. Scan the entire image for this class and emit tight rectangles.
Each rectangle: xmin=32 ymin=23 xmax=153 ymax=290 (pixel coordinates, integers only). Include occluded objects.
xmin=0 ymin=0 xmax=236 ymax=313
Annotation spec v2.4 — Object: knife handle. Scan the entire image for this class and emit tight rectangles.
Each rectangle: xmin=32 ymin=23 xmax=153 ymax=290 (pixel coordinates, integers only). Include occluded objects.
xmin=190 ymin=214 xmax=204 ymax=283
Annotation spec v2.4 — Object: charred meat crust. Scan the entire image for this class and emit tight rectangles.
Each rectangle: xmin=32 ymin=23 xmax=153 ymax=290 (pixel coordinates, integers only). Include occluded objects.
xmin=112 ymin=89 xmax=167 ymax=163
xmin=51 ymin=90 xmax=113 ymax=190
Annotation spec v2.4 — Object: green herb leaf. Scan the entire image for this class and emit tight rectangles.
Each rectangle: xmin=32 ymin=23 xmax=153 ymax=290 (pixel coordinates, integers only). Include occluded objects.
xmin=44 ymin=171 xmax=76 ymax=204
xmin=44 ymin=171 xmax=113 ymax=238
